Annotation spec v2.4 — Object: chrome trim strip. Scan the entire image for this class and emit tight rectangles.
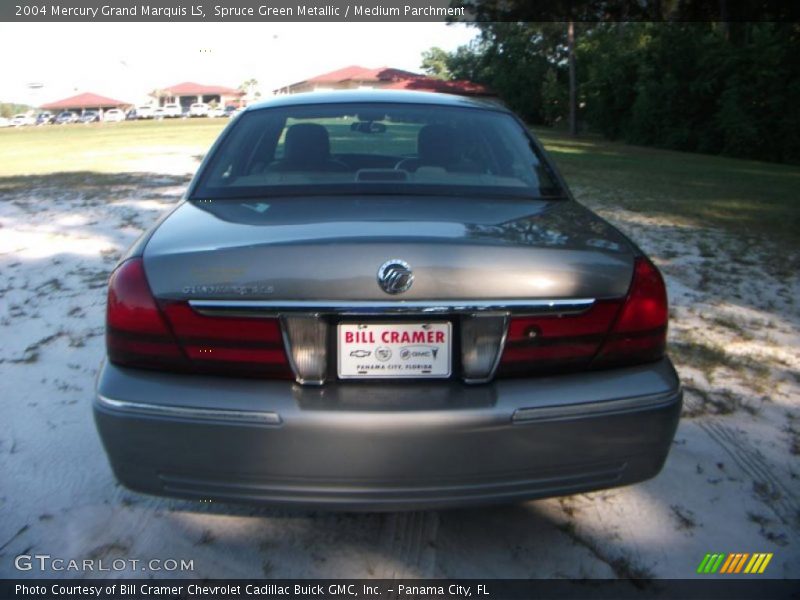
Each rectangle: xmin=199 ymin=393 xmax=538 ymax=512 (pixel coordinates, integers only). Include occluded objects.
xmin=189 ymin=298 xmax=595 ymax=317
xmin=512 ymin=390 xmax=680 ymax=423
xmin=96 ymin=394 xmax=282 ymax=425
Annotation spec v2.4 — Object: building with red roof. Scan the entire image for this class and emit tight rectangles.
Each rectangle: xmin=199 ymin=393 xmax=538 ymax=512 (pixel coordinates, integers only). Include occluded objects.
xmin=151 ymin=82 xmax=245 ymax=109
xmin=275 ymin=65 xmax=492 ymax=97
xmin=41 ymin=92 xmax=132 ymax=112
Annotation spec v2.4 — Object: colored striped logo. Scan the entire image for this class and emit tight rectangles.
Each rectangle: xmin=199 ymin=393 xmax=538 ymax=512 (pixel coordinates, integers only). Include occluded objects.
xmin=697 ymin=553 xmax=773 ymax=574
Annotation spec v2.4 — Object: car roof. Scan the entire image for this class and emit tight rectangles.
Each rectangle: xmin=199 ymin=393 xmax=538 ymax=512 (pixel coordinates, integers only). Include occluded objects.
xmin=245 ymin=90 xmax=509 ymax=113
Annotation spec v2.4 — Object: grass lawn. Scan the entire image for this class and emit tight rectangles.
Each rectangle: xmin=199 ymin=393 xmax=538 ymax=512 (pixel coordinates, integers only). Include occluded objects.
xmin=0 ymin=119 xmax=227 ymax=176
xmin=534 ymin=127 xmax=800 ymax=247
xmin=1 ymin=119 xmax=797 ymax=247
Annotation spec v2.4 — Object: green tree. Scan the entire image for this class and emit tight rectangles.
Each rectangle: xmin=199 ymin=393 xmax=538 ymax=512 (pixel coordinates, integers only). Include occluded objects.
xmin=420 ymin=47 xmax=452 ymax=79
xmin=431 ymin=17 xmax=800 ymax=162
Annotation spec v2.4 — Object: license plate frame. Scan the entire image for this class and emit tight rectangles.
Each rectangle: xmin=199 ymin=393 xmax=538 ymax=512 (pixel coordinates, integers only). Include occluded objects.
xmin=337 ymin=322 xmax=452 ymax=380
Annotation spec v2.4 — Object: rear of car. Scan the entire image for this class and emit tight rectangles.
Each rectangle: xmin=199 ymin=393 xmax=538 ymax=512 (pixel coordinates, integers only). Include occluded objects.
xmin=55 ymin=111 xmax=77 ymax=124
xmin=103 ymin=109 xmax=124 ymax=123
xmin=136 ymin=105 xmax=155 ymax=119
xmin=163 ymin=103 xmax=182 ymax=118
xmin=12 ymin=113 xmax=34 ymax=126
xmin=80 ymin=111 xmax=99 ymax=124
xmin=189 ymin=102 xmax=209 ymax=117
xmin=95 ymin=91 xmax=681 ymax=510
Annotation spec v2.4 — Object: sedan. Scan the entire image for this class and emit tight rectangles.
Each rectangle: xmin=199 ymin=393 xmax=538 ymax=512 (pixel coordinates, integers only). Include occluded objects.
xmin=12 ymin=113 xmax=35 ymax=126
xmin=95 ymin=90 xmax=681 ymax=510
xmin=55 ymin=111 xmax=79 ymax=124
xmin=79 ymin=111 xmax=100 ymax=124
xmin=135 ymin=105 xmax=155 ymax=119
xmin=189 ymin=102 xmax=209 ymax=117
xmin=35 ymin=112 xmax=55 ymax=125
xmin=103 ymin=109 xmax=125 ymax=123
xmin=163 ymin=103 xmax=182 ymax=118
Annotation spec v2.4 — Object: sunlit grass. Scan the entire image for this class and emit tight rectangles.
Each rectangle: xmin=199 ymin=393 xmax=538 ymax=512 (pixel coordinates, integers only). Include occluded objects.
xmin=0 ymin=119 xmax=227 ymax=176
xmin=534 ymin=127 xmax=800 ymax=246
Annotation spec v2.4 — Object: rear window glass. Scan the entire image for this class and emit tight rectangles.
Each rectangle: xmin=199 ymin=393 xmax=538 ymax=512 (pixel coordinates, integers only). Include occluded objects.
xmin=193 ymin=102 xmax=562 ymax=199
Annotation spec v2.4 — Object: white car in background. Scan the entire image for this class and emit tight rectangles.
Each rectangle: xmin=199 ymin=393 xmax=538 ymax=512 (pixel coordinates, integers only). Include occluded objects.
xmin=0 ymin=117 xmax=11 ymax=128
xmin=207 ymin=106 xmax=226 ymax=118
xmin=103 ymin=109 xmax=125 ymax=123
xmin=189 ymin=102 xmax=209 ymax=117
xmin=12 ymin=114 xmax=35 ymax=126
xmin=135 ymin=105 xmax=155 ymax=119
xmin=163 ymin=103 xmax=182 ymax=118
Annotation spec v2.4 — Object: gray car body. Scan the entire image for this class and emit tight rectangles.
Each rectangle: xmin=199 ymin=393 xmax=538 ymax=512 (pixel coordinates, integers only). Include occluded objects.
xmin=95 ymin=90 xmax=681 ymax=510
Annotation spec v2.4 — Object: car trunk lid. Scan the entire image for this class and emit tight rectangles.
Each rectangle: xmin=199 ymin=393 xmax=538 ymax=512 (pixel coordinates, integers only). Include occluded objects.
xmin=142 ymin=196 xmax=636 ymax=301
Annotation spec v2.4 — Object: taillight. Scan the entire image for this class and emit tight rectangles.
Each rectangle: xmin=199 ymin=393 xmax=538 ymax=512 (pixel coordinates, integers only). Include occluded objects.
xmin=593 ymin=257 xmax=668 ymax=366
xmin=497 ymin=257 xmax=668 ymax=376
xmin=497 ymin=301 xmax=622 ymax=377
xmin=160 ymin=302 xmax=292 ymax=378
xmin=106 ymin=258 xmax=293 ymax=378
xmin=106 ymin=258 xmax=186 ymax=369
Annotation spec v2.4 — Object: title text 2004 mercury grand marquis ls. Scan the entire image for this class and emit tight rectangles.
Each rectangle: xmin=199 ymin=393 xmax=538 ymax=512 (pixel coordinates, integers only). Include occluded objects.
xmin=94 ymin=90 xmax=681 ymax=510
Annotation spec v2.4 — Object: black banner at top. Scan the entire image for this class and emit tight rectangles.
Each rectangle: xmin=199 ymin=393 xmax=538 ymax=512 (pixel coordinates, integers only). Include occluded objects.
xmin=2 ymin=0 xmax=799 ymax=22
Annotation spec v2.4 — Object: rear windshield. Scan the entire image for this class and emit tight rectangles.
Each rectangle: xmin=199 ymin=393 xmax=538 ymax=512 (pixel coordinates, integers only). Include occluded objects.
xmin=191 ymin=102 xmax=562 ymax=199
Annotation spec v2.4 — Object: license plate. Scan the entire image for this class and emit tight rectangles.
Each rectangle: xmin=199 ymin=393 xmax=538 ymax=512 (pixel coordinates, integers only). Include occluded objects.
xmin=337 ymin=322 xmax=451 ymax=379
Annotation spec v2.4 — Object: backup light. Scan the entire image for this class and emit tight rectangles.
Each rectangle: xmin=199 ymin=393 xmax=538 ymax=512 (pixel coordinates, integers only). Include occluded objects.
xmin=282 ymin=316 xmax=329 ymax=384
xmin=460 ymin=314 xmax=507 ymax=382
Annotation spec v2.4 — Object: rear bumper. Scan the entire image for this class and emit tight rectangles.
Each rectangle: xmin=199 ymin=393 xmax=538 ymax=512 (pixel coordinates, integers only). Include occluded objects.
xmin=94 ymin=359 xmax=682 ymax=511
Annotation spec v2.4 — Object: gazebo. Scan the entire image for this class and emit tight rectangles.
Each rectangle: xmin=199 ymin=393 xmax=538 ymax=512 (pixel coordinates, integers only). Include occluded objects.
xmin=41 ymin=92 xmax=132 ymax=114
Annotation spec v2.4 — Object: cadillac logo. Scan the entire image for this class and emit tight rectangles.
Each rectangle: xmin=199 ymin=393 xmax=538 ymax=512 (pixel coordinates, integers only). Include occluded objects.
xmin=377 ymin=259 xmax=414 ymax=295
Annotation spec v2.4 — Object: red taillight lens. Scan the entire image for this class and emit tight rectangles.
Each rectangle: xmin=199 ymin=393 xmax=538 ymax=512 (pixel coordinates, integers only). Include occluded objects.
xmin=497 ymin=257 xmax=668 ymax=377
xmin=497 ymin=300 xmax=623 ymax=377
xmin=106 ymin=258 xmax=293 ymax=378
xmin=106 ymin=258 xmax=186 ymax=368
xmin=160 ymin=302 xmax=292 ymax=379
xmin=593 ymin=257 xmax=668 ymax=366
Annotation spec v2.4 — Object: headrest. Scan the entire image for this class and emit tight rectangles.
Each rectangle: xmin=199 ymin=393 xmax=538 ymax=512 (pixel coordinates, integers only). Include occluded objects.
xmin=284 ymin=123 xmax=331 ymax=164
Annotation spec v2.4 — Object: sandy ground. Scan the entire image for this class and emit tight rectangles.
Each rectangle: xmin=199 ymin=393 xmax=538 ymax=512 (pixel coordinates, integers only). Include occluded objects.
xmin=1 ymin=156 xmax=798 ymax=581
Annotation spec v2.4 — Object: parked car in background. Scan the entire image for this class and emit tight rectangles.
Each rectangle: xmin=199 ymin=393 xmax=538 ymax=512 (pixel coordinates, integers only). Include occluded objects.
xmin=12 ymin=113 xmax=35 ymax=126
xmin=163 ymin=103 xmax=182 ymax=118
xmin=223 ymin=105 xmax=238 ymax=118
xmin=103 ymin=108 xmax=125 ymax=123
xmin=0 ymin=117 xmax=11 ymax=128
xmin=152 ymin=107 xmax=166 ymax=120
xmin=95 ymin=90 xmax=681 ymax=510
xmin=207 ymin=106 xmax=226 ymax=118
xmin=55 ymin=111 xmax=79 ymax=124
xmin=35 ymin=112 xmax=55 ymax=125
xmin=80 ymin=111 xmax=100 ymax=124
xmin=135 ymin=105 xmax=155 ymax=119
xmin=189 ymin=102 xmax=209 ymax=117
